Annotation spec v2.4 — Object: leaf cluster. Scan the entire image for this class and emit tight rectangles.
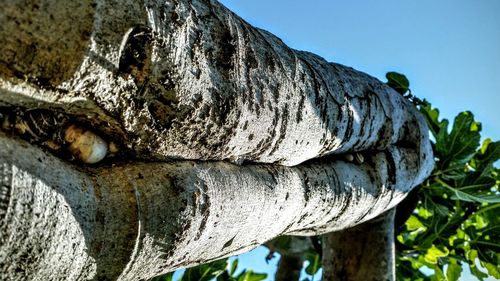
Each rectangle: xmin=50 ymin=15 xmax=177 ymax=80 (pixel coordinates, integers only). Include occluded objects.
xmin=392 ymin=73 xmax=500 ymax=281
xmin=302 ymin=251 xmax=321 ymax=281
xmin=152 ymin=258 xmax=267 ymax=281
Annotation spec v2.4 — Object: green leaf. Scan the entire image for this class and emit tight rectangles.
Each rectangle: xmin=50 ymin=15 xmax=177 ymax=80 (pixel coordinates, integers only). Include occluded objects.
xmin=406 ymin=215 xmax=426 ymax=231
xmin=466 ymin=249 xmax=480 ymax=262
xmin=386 ymin=71 xmax=410 ymax=95
xmin=424 ymin=245 xmax=449 ymax=264
xmin=445 ymin=259 xmax=462 ymax=281
xmin=470 ymin=265 xmax=489 ymax=281
xmin=483 ymin=261 xmax=500 ymax=278
xmin=435 ymin=111 xmax=481 ymax=169
xmin=445 ymin=185 xmax=500 ymax=203
xmin=249 ymin=273 xmax=268 ymax=281
xmin=476 ymin=139 xmax=500 ymax=168
xmin=419 ymin=103 xmax=447 ymax=139
xmin=236 ymin=271 xmax=267 ymax=281
xmin=305 ymin=252 xmax=321 ymax=275
xmin=396 ymin=259 xmax=431 ymax=281
xmin=431 ymin=264 xmax=446 ymax=281
xmin=182 ymin=259 xmax=228 ymax=281
xmin=216 ymin=272 xmax=232 ymax=281
xmin=230 ymin=259 xmax=238 ymax=276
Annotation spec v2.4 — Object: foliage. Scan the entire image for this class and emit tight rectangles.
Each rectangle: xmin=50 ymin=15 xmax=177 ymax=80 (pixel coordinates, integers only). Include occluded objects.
xmin=158 ymin=72 xmax=499 ymax=280
xmin=386 ymin=72 xmax=410 ymax=95
xmin=395 ymin=108 xmax=500 ymax=280
xmin=152 ymin=258 xmax=267 ymax=281
xmin=304 ymin=251 xmax=321 ymax=277
xmin=391 ymin=72 xmax=500 ymax=281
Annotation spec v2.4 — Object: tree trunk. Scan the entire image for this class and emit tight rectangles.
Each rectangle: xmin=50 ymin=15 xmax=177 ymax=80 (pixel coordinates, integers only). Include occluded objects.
xmin=0 ymin=0 xmax=433 ymax=280
xmin=322 ymin=209 xmax=396 ymax=281
xmin=276 ymin=255 xmax=303 ymax=281
xmin=267 ymin=236 xmax=313 ymax=281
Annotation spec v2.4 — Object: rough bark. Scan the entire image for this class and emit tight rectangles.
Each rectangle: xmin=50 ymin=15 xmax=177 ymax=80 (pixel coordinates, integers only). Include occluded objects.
xmin=0 ymin=0 xmax=434 ymax=280
xmin=1 ymin=0 xmax=432 ymax=169
xmin=1 ymin=133 xmax=417 ymax=280
xmin=322 ymin=209 xmax=396 ymax=281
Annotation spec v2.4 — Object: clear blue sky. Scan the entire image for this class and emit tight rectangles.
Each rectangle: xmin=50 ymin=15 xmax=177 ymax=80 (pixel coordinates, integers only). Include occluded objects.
xmin=213 ymin=0 xmax=500 ymax=280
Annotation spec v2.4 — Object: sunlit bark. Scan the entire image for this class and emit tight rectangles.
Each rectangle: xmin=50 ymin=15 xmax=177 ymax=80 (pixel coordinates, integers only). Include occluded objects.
xmin=0 ymin=0 xmax=433 ymax=280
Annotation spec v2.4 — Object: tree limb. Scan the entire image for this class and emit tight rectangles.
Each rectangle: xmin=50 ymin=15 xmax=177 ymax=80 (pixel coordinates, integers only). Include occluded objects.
xmin=322 ymin=209 xmax=396 ymax=281
xmin=0 ymin=0 xmax=434 ymax=280
xmin=1 ymin=0 xmax=432 ymax=170
xmin=1 ymin=133 xmax=421 ymax=279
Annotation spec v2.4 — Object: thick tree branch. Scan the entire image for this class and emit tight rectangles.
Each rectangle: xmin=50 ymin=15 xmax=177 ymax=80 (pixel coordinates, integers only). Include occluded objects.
xmin=1 ymin=0 xmax=432 ymax=170
xmin=0 ymin=0 xmax=433 ymax=280
xmin=1 ymin=134 xmax=420 ymax=280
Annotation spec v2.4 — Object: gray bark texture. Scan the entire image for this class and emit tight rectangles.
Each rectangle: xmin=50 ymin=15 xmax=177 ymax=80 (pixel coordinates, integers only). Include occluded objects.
xmin=322 ymin=209 xmax=396 ymax=281
xmin=0 ymin=0 xmax=434 ymax=280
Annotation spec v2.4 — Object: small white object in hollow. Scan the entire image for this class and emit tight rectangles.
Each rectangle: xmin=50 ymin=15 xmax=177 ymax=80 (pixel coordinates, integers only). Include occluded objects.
xmin=64 ymin=125 xmax=108 ymax=164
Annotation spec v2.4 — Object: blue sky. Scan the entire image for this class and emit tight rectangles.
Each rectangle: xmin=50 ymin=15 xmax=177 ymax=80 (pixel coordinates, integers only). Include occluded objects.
xmin=213 ymin=0 xmax=500 ymax=280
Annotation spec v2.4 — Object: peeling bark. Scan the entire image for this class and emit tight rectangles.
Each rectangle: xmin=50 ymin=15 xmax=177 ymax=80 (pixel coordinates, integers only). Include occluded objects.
xmin=0 ymin=0 xmax=433 ymax=280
